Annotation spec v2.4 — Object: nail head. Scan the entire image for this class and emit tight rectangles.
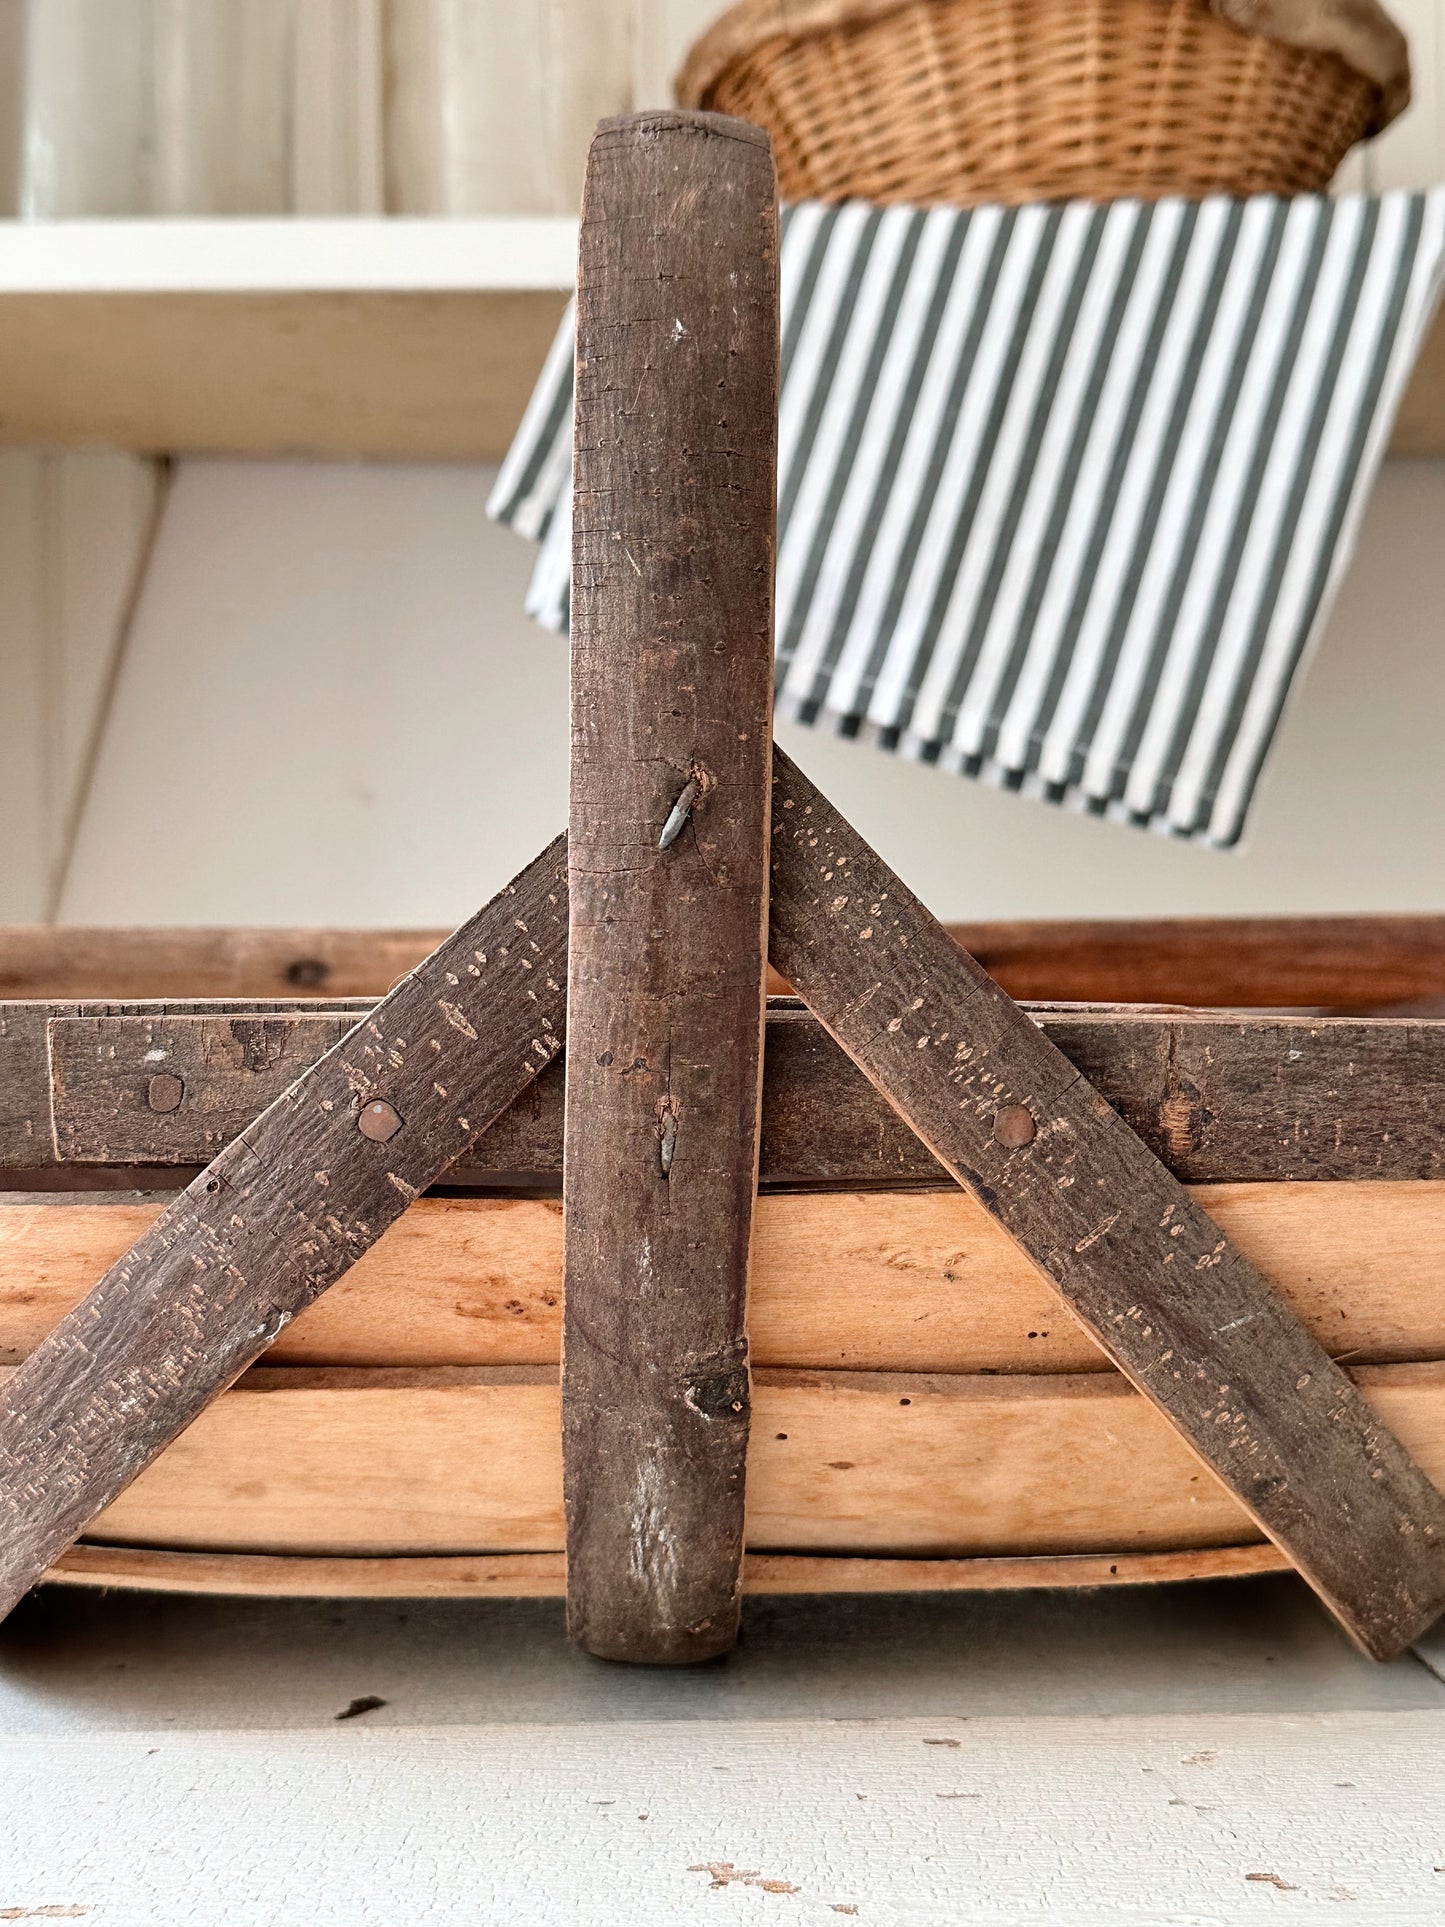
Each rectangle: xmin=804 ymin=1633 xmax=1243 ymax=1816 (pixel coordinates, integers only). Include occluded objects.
xmin=993 ymin=1104 xmax=1036 ymax=1149
xmin=147 ymin=1073 xmax=184 ymax=1114
xmin=358 ymin=1099 xmax=403 ymax=1142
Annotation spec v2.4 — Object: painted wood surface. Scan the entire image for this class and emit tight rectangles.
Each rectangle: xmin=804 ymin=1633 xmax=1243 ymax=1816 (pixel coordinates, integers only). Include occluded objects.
xmin=0 ymin=840 xmax=570 ymax=1623
xmin=9 ymin=1357 xmax=1441 ymax=1563
xmin=6 ymin=1181 xmax=1445 ymax=1377
xmin=563 ymin=110 xmax=778 ymax=1663
xmin=8 ymin=1715 xmax=1445 ymax=1924
xmin=12 ymin=999 xmax=1445 ymax=1186
xmin=0 ymin=285 xmax=571 ymax=463
xmin=768 ymin=746 xmax=1445 ymax=1659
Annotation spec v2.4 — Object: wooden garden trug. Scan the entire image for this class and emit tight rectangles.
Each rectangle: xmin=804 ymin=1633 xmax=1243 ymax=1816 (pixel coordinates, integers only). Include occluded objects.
xmin=2 ymin=110 xmax=1445 ymax=1664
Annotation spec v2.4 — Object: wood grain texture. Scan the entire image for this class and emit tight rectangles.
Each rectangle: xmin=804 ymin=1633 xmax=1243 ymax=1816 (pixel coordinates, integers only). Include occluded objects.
xmin=5 ymin=912 xmax=1445 ymax=1007
xmin=0 ymin=838 xmax=570 ymax=1622
xmin=17 ymin=997 xmax=1445 ymax=1186
xmin=563 ymin=110 xmax=779 ymax=1664
xmin=48 ymin=1011 xmax=359 ymax=1164
xmin=8 ymin=1181 xmax=1445 ymax=1377
xmin=0 ymin=998 xmax=360 ymax=1173
xmin=945 ymin=914 xmax=1445 ymax=1013
xmin=10 ymin=1357 xmax=1441 ymax=1566
xmin=0 ymin=926 xmax=447 ymax=1000
xmin=42 ymin=1539 xmax=1290 ymax=1599
xmin=767 ymin=746 xmax=1445 ymax=1659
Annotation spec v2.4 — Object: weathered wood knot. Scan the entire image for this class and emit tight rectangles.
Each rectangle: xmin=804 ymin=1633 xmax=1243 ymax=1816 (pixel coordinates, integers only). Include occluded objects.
xmin=684 ymin=1368 xmax=750 ymax=1422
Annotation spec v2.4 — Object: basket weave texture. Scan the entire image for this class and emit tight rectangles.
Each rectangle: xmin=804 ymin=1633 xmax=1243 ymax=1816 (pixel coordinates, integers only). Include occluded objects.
xmin=676 ymin=0 xmax=1384 ymax=205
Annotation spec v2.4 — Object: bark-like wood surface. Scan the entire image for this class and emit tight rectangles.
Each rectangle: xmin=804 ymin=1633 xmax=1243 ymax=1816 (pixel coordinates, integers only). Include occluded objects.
xmin=17 ymin=998 xmax=1445 ymax=1187
xmin=48 ymin=1012 xmax=361 ymax=1165
xmin=563 ymin=110 xmax=779 ymax=1664
xmin=767 ymin=747 xmax=1445 ymax=1660
xmin=0 ymin=840 xmax=569 ymax=1623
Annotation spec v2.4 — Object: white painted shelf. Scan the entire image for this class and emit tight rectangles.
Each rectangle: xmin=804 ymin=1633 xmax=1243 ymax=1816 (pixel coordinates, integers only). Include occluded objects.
xmin=0 ymin=214 xmax=1441 ymax=461
xmin=0 ymin=217 xmax=578 ymax=461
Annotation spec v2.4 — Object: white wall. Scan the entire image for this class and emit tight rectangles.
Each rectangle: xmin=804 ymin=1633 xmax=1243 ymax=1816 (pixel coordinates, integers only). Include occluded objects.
xmin=0 ymin=450 xmax=161 ymax=920
xmin=55 ymin=454 xmax=1445 ymax=929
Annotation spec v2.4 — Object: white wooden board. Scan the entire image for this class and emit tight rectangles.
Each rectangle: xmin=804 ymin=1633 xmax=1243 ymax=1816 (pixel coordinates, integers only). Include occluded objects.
xmin=2 ymin=1713 xmax=1444 ymax=1924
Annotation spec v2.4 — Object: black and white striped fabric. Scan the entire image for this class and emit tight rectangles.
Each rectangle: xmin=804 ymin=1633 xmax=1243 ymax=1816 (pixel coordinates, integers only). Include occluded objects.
xmin=490 ymin=191 xmax=1445 ymax=846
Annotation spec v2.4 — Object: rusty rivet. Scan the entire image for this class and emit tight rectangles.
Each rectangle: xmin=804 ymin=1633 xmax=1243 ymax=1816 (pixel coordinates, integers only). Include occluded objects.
xmin=358 ymin=1099 xmax=403 ymax=1143
xmin=993 ymin=1104 xmax=1036 ymax=1149
xmin=147 ymin=1073 xmax=184 ymax=1114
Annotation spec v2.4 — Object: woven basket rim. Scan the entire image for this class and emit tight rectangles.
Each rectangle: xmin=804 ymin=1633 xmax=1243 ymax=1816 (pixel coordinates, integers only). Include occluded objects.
xmin=675 ymin=0 xmax=1408 ymax=136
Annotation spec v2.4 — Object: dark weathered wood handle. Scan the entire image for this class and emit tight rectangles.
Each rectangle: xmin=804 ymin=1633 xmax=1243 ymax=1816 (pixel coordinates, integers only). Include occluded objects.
xmin=0 ymin=840 xmax=569 ymax=1622
xmin=563 ymin=109 xmax=779 ymax=1664
xmin=767 ymin=745 xmax=1445 ymax=1661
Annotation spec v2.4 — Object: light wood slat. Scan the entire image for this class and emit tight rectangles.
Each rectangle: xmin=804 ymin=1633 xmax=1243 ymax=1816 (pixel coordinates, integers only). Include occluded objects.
xmin=563 ymin=110 xmax=779 ymax=1664
xmin=6 ymin=1182 xmax=1445 ymax=1377
xmin=767 ymin=746 xmax=1445 ymax=1660
xmin=0 ymin=839 xmax=570 ymax=1623
xmin=43 ymin=1540 xmax=1290 ymax=1599
xmin=11 ymin=1358 xmax=1439 ymax=1565
xmin=18 ymin=1000 xmax=1445 ymax=1185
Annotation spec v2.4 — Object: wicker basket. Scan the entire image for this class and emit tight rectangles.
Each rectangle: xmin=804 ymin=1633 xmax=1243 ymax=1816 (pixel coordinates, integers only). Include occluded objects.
xmin=675 ymin=0 xmax=1393 ymax=205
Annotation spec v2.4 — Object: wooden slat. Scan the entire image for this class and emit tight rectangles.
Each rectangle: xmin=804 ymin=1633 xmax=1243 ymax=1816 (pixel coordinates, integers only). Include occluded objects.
xmin=11 ymin=1358 xmax=1439 ymax=1565
xmin=0 ymin=999 xmax=361 ymax=1171
xmin=19 ymin=1000 xmax=1445 ymax=1186
xmin=0 ymin=926 xmax=447 ymax=1000
xmin=767 ymin=746 xmax=1445 ymax=1660
xmin=5 ymin=912 xmax=1445 ymax=1007
xmin=948 ymin=915 xmax=1445 ymax=1014
xmin=562 ymin=110 xmax=779 ymax=1665
xmin=48 ymin=1012 xmax=359 ymax=1164
xmin=8 ymin=1182 xmax=1445 ymax=1377
xmin=43 ymin=1540 xmax=1290 ymax=1599
xmin=0 ymin=840 xmax=571 ymax=1624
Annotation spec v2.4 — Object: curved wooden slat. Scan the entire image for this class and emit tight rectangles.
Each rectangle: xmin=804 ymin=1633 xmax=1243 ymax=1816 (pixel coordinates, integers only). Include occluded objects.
xmin=15 ymin=1359 xmax=1441 ymax=1568
xmin=5 ymin=1183 xmax=1445 ymax=1377
xmin=44 ymin=1541 xmax=1291 ymax=1599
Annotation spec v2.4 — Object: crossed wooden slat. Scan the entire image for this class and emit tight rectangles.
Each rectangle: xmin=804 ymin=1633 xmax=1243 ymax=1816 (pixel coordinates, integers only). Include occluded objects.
xmin=1 ymin=112 xmax=1443 ymax=1661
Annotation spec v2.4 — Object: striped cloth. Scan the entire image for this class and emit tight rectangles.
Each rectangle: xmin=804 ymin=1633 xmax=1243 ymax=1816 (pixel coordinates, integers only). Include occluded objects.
xmin=490 ymin=191 xmax=1445 ymax=846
